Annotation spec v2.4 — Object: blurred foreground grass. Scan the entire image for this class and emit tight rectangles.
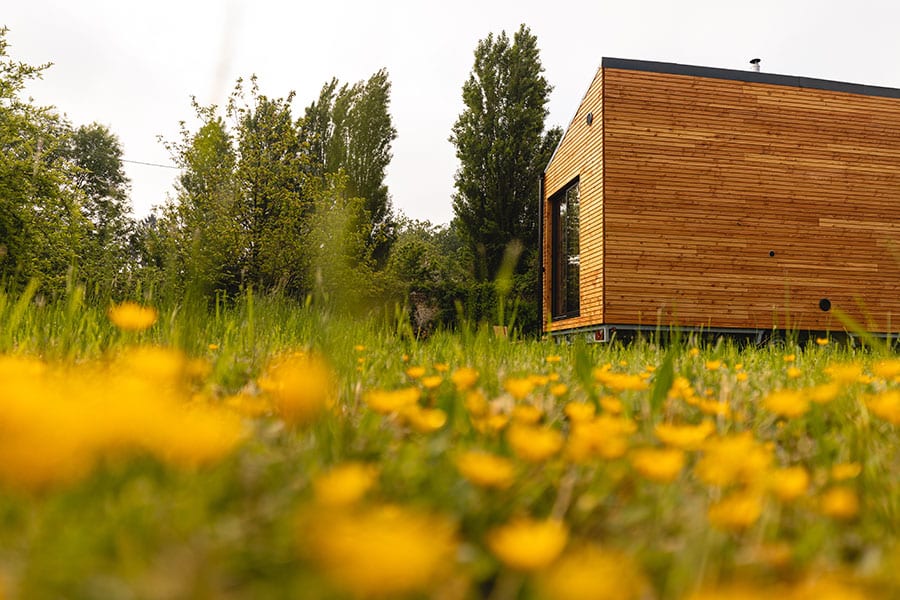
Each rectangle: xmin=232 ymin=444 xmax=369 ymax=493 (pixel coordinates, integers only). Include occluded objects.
xmin=1 ymin=287 xmax=899 ymax=599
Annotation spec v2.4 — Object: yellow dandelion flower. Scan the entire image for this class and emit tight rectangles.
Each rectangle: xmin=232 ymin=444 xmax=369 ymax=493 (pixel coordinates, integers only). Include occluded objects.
xmin=783 ymin=353 xmax=796 ymax=363
xmin=401 ymin=405 xmax=447 ymax=433
xmin=420 ymin=375 xmax=443 ymax=390
xmin=825 ymin=362 xmax=863 ymax=384
xmin=630 ymin=447 xmax=685 ymax=483
xmin=405 ymin=366 xmax=426 ymax=379
xmin=434 ymin=362 xmax=449 ymax=373
xmin=763 ymin=389 xmax=809 ymax=418
xmin=594 ymin=369 xmax=649 ymax=392
xmin=550 ymin=383 xmax=569 ymax=397
xmin=705 ymin=360 xmax=722 ymax=371
xmin=456 ymin=451 xmax=515 ymax=489
xmin=831 ymin=462 xmax=862 ymax=481
xmin=306 ymin=504 xmax=457 ymax=598
xmin=695 ymin=433 xmax=773 ymax=487
xmin=464 ymin=390 xmax=488 ymax=416
xmin=768 ymin=466 xmax=809 ymax=502
xmin=689 ymin=348 xmax=700 ymax=357
xmin=451 ymin=367 xmax=479 ymax=391
xmin=866 ymin=390 xmax=900 ymax=424
xmin=807 ymin=382 xmax=839 ymax=403
xmin=873 ymin=358 xmax=900 ymax=380
xmin=566 ymin=415 xmax=636 ymax=462
xmin=564 ymin=402 xmax=596 ymax=423
xmin=815 ymin=337 xmax=830 ymax=346
xmin=599 ymin=395 xmax=624 ymax=414
xmin=364 ymin=387 xmax=420 ymax=414
xmin=820 ymin=486 xmax=859 ymax=519
xmin=507 ymin=424 xmax=563 ymax=463
xmin=654 ymin=420 xmax=715 ymax=451
xmin=698 ymin=399 xmax=732 ymax=418
xmin=504 ymin=377 xmax=535 ymax=400
xmin=736 ymin=372 xmax=748 ymax=382
xmin=472 ymin=413 xmax=511 ymax=434
xmin=546 ymin=355 xmax=562 ymax=364
xmin=258 ymin=353 xmax=335 ymax=426
xmin=708 ymin=492 xmax=764 ymax=531
xmin=786 ymin=366 xmax=802 ymax=379
xmin=528 ymin=374 xmax=550 ymax=387
xmin=548 ymin=372 xmax=560 ymax=382
xmin=108 ymin=301 xmax=158 ymax=331
xmin=488 ymin=519 xmax=568 ymax=571
xmin=536 ymin=545 xmax=648 ymax=600
xmin=208 ymin=343 xmax=219 ymax=351
xmin=511 ymin=404 xmax=542 ymax=425
xmin=353 ymin=344 xmax=366 ymax=352
xmin=224 ymin=392 xmax=271 ymax=418
xmin=313 ymin=462 xmax=378 ymax=506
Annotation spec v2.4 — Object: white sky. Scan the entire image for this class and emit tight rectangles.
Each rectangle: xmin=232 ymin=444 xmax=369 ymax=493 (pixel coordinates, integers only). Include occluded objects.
xmin=6 ymin=0 xmax=900 ymax=225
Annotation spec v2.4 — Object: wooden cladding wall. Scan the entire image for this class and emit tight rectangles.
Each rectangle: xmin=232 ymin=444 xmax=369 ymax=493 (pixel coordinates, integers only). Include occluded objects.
xmin=542 ymin=68 xmax=604 ymax=333
xmin=602 ymin=67 xmax=900 ymax=331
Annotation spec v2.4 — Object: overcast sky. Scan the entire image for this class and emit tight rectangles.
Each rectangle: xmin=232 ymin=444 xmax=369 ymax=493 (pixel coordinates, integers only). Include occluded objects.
xmin=5 ymin=0 xmax=900 ymax=224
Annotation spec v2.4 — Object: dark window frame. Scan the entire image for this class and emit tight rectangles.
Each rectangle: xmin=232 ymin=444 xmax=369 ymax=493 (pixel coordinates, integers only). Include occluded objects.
xmin=550 ymin=177 xmax=581 ymax=320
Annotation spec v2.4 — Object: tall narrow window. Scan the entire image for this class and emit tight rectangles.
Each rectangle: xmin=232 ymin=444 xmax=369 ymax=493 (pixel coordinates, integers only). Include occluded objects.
xmin=551 ymin=179 xmax=580 ymax=319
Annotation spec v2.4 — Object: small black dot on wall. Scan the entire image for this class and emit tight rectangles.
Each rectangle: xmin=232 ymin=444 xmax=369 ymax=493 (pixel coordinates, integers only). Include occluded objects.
xmin=769 ymin=250 xmax=775 ymax=257
xmin=819 ymin=298 xmax=831 ymax=312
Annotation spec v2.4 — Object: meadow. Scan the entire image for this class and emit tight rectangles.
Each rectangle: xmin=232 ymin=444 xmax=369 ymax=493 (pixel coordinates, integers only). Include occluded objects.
xmin=1 ymin=285 xmax=899 ymax=599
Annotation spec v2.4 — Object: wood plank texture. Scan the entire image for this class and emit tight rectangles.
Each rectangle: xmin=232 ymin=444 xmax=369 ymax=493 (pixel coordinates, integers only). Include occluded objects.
xmin=601 ymin=67 xmax=900 ymax=331
xmin=542 ymin=67 xmax=604 ymax=332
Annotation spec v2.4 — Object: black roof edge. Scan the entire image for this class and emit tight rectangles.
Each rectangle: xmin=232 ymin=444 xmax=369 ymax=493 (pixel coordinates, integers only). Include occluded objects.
xmin=601 ymin=57 xmax=900 ymax=100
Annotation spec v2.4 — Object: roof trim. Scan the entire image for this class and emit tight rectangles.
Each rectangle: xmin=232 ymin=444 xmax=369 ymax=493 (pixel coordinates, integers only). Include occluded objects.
xmin=601 ymin=57 xmax=900 ymax=100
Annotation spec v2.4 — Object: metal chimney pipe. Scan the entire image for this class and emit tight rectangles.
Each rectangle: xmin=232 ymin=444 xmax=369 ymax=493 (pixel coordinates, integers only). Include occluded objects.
xmin=750 ymin=58 xmax=761 ymax=72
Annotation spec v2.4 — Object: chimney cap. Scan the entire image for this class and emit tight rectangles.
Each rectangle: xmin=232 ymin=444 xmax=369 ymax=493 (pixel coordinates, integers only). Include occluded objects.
xmin=749 ymin=58 xmax=761 ymax=65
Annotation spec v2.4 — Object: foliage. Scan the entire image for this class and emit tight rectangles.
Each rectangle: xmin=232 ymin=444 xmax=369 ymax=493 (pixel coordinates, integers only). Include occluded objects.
xmin=0 ymin=289 xmax=899 ymax=599
xmin=450 ymin=24 xmax=562 ymax=282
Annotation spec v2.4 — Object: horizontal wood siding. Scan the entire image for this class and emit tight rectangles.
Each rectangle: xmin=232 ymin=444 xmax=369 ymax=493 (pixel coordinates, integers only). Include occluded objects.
xmin=542 ymin=68 xmax=604 ymax=333
xmin=603 ymin=67 xmax=900 ymax=331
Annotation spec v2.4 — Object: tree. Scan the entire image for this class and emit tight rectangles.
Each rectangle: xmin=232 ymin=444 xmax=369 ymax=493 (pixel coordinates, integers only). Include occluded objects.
xmin=301 ymin=69 xmax=397 ymax=262
xmin=450 ymin=24 xmax=562 ymax=283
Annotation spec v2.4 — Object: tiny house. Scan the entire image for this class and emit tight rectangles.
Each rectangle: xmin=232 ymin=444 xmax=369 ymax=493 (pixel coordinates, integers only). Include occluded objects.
xmin=540 ymin=57 xmax=900 ymax=341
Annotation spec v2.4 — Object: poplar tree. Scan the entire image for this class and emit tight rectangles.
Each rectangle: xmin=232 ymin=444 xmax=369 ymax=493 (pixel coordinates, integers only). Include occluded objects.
xmin=450 ymin=24 xmax=562 ymax=282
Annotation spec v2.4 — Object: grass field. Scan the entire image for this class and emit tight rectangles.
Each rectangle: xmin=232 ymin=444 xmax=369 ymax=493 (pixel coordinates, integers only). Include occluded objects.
xmin=1 ymin=286 xmax=899 ymax=599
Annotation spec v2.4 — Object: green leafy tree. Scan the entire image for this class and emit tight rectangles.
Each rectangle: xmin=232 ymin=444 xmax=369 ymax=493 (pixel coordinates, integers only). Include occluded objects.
xmin=450 ymin=24 xmax=562 ymax=283
xmin=301 ymin=69 xmax=397 ymax=262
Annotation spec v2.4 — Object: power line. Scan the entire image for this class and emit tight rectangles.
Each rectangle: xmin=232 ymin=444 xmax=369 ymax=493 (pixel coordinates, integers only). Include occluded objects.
xmin=121 ymin=158 xmax=180 ymax=170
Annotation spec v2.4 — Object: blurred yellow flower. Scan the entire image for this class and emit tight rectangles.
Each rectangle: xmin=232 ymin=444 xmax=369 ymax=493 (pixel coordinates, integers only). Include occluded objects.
xmin=689 ymin=347 xmax=700 ymax=357
xmin=511 ymin=404 xmax=542 ymax=424
xmin=807 ymin=383 xmax=839 ymax=404
xmin=464 ymin=390 xmax=488 ymax=416
xmin=564 ymin=402 xmax=596 ymax=423
xmin=313 ymin=462 xmax=378 ymax=506
xmin=364 ymin=387 xmax=420 ymax=414
xmin=786 ymin=366 xmax=802 ymax=379
xmin=763 ymin=389 xmax=809 ymax=418
xmin=471 ymin=413 xmax=511 ymax=435
xmin=487 ymin=518 xmax=568 ymax=571
xmin=698 ymin=399 xmax=731 ymax=418
xmin=566 ymin=415 xmax=636 ymax=462
xmin=507 ymin=424 xmax=563 ymax=463
xmin=546 ymin=355 xmax=562 ymax=364
xmin=455 ymin=451 xmax=515 ymax=489
xmin=433 ymin=362 xmax=449 ymax=373
xmin=405 ymin=366 xmax=426 ymax=379
xmin=401 ymin=405 xmax=447 ymax=433
xmin=824 ymin=362 xmax=863 ymax=384
xmin=504 ymin=377 xmax=535 ymax=400
xmin=594 ymin=368 xmax=649 ymax=392
xmin=208 ymin=343 xmax=219 ymax=351
xmin=654 ymin=420 xmax=714 ymax=451
xmin=306 ymin=504 xmax=457 ymax=598
xmin=866 ymin=390 xmax=900 ymax=424
xmin=831 ymin=462 xmax=862 ymax=481
xmin=736 ymin=372 xmax=748 ymax=382
xmin=707 ymin=491 xmax=763 ymax=531
xmin=873 ymin=358 xmax=900 ymax=380
xmin=420 ymin=375 xmax=443 ymax=390
xmin=815 ymin=337 xmax=829 ymax=346
xmin=599 ymin=395 xmax=624 ymax=414
xmin=695 ymin=433 xmax=772 ymax=487
xmin=768 ymin=466 xmax=809 ymax=502
xmin=705 ymin=360 xmax=722 ymax=371
xmin=450 ymin=367 xmax=479 ymax=391
xmin=108 ymin=301 xmax=158 ymax=331
xmin=783 ymin=354 xmax=796 ymax=363
xmin=353 ymin=344 xmax=366 ymax=352
xmin=258 ymin=353 xmax=335 ymax=426
xmin=819 ymin=486 xmax=859 ymax=519
xmin=550 ymin=383 xmax=569 ymax=397
xmin=630 ymin=447 xmax=685 ymax=483
xmin=536 ymin=545 xmax=647 ymax=600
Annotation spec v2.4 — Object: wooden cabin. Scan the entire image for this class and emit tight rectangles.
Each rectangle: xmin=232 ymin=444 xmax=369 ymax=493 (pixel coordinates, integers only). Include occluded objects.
xmin=541 ymin=57 xmax=900 ymax=341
